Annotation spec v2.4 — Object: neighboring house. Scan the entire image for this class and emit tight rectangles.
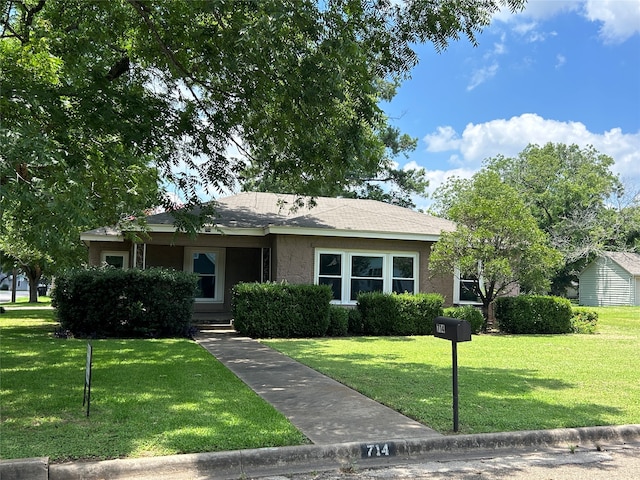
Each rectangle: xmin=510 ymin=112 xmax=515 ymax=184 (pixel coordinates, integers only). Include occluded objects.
xmin=81 ymin=192 xmax=460 ymax=320
xmin=579 ymin=251 xmax=640 ymax=306
xmin=0 ymin=270 xmax=30 ymax=291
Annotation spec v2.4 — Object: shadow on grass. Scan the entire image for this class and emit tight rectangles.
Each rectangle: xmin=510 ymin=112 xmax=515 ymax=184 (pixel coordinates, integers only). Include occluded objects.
xmin=1 ymin=309 xmax=56 ymax=321
xmin=265 ymin=340 xmax=624 ymax=435
xmin=1 ymin=324 xmax=305 ymax=462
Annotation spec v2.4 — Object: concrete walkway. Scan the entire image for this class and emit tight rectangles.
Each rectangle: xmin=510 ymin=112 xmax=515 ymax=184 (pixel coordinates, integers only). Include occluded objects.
xmin=195 ymin=330 xmax=442 ymax=445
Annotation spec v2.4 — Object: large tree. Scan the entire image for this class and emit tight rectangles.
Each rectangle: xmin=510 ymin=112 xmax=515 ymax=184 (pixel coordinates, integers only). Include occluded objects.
xmin=485 ymin=143 xmax=632 ymax=294
xmin=1 ymin=0 xmax=525 ymax=295
xmin=240 ymin=119 xmax=431 ymax=208
xmin=429 ymin=170 xmax=561 ymax=328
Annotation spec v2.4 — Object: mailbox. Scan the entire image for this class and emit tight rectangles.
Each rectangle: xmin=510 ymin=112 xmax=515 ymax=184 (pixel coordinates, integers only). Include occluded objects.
xmin=433 ymin=316 xmax=472 ymax=432
xmin=433 ymin=316 xmax=472 ymax=343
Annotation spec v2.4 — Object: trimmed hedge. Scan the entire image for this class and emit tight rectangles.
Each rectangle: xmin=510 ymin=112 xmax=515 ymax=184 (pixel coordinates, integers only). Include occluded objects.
xmin=356 ymin=292 xmax=444 ymax=336
xmin=443 ymin=305 xmax=484 ymax=334
xmin=494 ymin=295 xmax=573 ymax=334
xmin=571 ymin=307 xmax=599 ymax=334
xmin=232 ymin=282 xmax=332 ymax=338
xmin=326 ymin=306 xmax=349 ymax=337
xmin=51 ymin=267 xmax=198 ymax=338
xmin=347 ymin=308 xmax=364 ymax=334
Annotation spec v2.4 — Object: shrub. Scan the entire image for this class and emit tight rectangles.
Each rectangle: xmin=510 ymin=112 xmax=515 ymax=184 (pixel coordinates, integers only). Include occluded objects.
xmin=347 ymin=308 xmax=364 ymax=334
xmin=494 ymin=295 xmax=573 ymax=334
xmin=326 ymin=306 xmax=349 ymax=336
xmin=356 ymin=292 xmax=444 ymax=336
xmin=571 ymin=307 xmax=599 ymax=334
xmin=232 ymin=282 xmax=332 ymax=338
xmin=52 ymin=267 xmax=198 ymax=338
xmin=443 ymin=305 xmax=484 ymax=334
xmin=356 ymin=292 xmax=397 ymax=335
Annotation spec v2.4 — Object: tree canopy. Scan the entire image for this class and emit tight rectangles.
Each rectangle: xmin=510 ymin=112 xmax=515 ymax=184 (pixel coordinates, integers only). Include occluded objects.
xmin=1 ymin=0 xmax=525 ymax=298
xmin=485 ymin=143 xmax=637 ymax=294
xmin=240 ymin=119 xmax=431 ymax=208
xmin=429 ymin=170 xmax=561 ymax=327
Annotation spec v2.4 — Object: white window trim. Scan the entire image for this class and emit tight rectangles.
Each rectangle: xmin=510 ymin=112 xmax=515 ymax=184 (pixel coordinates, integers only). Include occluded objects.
xmin=184 ymin=247 xmax=226 ymax=303
xmin=101 ymin=251 xmax=129 ymax=270
xmin=315 ymin=249 xmax=419 ymax=305
xmin=453 ymin=266 xmax=483 ymax=305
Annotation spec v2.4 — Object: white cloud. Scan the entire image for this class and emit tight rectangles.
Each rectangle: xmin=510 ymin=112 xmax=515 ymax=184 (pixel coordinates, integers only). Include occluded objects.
xmin=584 ymin=0 xmax=640 ymax=44
xmin=423 ymin=167 xmax=477 ymax=196
xmin=511 ymin=20 xmax=555 ymax=42
xmin=402 ymin=165 xmax=477 ymax=208
xmin=498 ymin=0 xmax=581 ymax=21
xmin=555 ymin=54 xmax=567 ymax=68
xmin=467 ymin=63 xmax=499 ymax=91
xmin=422 ymin=113 xmax=640 ymax=183
xmin=497 ymin=0 xmax=640 ymax=44
xmin=424 ymin=126 xmax=461 ymax=152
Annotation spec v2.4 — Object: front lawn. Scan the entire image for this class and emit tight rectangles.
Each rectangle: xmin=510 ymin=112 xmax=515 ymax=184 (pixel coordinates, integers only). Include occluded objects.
xmin=0 ymin=303 xmax=306 ymax=462
xmin=264 ymin=307 xmax=640 ymax=434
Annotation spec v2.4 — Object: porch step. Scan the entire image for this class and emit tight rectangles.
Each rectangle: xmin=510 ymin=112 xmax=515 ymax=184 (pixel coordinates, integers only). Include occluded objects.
xmin=191 ymin=312 xmax=235 ymax=330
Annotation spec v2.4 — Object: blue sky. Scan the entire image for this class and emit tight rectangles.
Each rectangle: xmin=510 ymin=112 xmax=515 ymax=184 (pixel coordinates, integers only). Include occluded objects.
xmin=383 ymin=0 xmax=640 ymax=207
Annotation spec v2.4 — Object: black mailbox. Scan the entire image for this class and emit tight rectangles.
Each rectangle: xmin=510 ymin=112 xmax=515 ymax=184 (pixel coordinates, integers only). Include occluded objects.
xmin=433 ymin=316 xmax=472 ymax=343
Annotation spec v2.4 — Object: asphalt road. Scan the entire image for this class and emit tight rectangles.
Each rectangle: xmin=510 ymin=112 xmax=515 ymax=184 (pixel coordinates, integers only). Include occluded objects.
xmin=273 ymin=443 xmax=640 ymax=480
xmin=0 ymin=290 xmax=29 ymax=303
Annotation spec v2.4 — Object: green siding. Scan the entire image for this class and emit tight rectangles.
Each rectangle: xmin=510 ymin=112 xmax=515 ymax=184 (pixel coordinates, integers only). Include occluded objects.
xmin=579 ymin=257 xmax=638 ymax=306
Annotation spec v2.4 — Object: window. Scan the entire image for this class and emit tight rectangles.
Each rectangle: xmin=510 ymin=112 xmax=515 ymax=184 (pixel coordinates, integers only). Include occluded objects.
xmin=453 ymin=267 xmax=482 ymax=304
xmin=459 ymin=278 xmax=481 ymax=302
xmin=315 ymin=250 xmax=418 ymax=304
xmin=350 ymin=255 xmax=384 ymax=300
xmin=392 ymin=256 xmax=415 ymax=294
xmin=101 ymin=251 xmax=129 ymax=269
xmin=318 ymin=253 xmax=342 ymax=300
xmin=185 ymin=248 xmax=225 ymax=302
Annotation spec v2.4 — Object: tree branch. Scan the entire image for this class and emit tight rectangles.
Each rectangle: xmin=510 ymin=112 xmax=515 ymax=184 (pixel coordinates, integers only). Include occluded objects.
xmin=11 ymin=0 xmax=46 ymax=43
xmin=106 ymin=56 xmax=130 ymax=81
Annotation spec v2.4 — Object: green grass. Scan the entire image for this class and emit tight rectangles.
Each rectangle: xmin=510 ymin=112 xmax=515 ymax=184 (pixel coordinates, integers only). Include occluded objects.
xmin=0 ymin=303 xmax=306 ymax=462
xmin=264 ymin=307 xmax=640 ymax=435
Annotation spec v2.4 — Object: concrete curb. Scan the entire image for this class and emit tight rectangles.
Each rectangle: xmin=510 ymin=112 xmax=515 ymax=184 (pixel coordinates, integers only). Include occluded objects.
xmin=0 ymin=457 xmax=48 ymax=480
xmin=3 ymin=424 xmax=638 ymax=480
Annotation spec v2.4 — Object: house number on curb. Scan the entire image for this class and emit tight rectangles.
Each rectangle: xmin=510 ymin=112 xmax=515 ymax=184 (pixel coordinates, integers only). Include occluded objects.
xmin=360 ymin=442 xmax=396 ymax=459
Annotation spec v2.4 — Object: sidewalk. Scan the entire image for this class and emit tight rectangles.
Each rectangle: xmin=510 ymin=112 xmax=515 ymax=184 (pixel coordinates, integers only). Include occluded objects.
xmin=195 ymin=330 xmax=442 ymax=445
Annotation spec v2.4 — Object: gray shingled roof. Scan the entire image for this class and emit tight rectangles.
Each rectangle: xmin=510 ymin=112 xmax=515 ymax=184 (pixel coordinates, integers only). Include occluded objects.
xmin=82 ymin=192 xmax=456 ymax=240
xmin=604 ymin=251 xmax=640 ymax=276
xmin=163 ymin=192 xmax=453 ymax=235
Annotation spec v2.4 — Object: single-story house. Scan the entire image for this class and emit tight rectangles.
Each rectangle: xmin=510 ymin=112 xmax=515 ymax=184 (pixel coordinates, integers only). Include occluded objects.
xmin=578 ymin=251 xmax=640 ymax=306
xmin=0 ymin=271 xmax=30 ymax=291
xmin=81 ymin=192 xmax=465 ymax=321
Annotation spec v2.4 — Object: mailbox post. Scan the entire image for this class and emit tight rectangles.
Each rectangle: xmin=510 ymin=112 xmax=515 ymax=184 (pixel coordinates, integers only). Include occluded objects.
xmin=433 ymin=316 xmax=472 ymax=432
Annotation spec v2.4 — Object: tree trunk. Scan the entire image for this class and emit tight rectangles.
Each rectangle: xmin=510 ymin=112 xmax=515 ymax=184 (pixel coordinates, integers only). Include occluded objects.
xmin=23 ymin=265 xmax=43 ymax=303
xmin=481 ymin=300 xmax=491 ymax=332
xmin=11 ymin=268 xmax=17 ymax=303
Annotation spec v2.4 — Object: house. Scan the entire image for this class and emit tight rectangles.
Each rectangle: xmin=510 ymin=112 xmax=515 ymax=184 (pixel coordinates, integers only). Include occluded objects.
xmin=578 ymin=251 xmax=640 ymax=306
xmin=80 ymin=192 xmax=460 ymax=321
xmin=0 ymin=270 xmax=30 ymax=291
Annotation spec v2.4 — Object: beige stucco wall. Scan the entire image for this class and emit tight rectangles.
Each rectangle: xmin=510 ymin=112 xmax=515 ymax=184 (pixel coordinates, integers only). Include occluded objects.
xmin=272 ymin=235 xmax=454 ymax=305
xmin=87 ymin=241 xmax=132 ymax=267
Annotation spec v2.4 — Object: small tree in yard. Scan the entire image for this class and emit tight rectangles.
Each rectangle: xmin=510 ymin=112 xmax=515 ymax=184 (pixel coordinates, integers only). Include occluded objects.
xmin=429 ymin=170 xmax=562 ymax=330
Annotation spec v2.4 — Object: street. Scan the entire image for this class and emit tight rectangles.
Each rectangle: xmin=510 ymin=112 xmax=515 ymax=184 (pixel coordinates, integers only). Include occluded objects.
xmin=275 ymin=443 xmax=640 ymax=480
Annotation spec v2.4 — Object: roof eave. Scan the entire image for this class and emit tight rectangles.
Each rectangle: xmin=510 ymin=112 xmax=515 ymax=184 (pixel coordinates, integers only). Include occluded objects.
xmin=81 ymin=224 xmax=448 ymax=242
xmin=80 ymin=233 xmax=125 ymax=243
xmin=265 ymin=226 xmax=442 ymax=242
